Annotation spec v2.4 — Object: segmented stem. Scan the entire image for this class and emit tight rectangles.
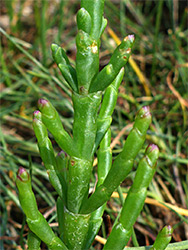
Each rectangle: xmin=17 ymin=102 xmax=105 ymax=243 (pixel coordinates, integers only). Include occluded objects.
xmin=89 ymin=35 xmax=135 ymax=93
xmin=80 ymin=106 xmax=152 ymax=214
xmin=33 ymin=110 xmax=65 ymax=200
xmin=150 ymin=225 xmax=173 ymax=250
xmin=16 ymin=168 xmax=68 ymax=250
xmin=38 ymin=99 xmax=75 ymax=156
xmin=84 ymin=129 xmax=112 ymax=249
xmin=93 ymin=68 xmax=124 ymax=152
xmin=103 ymin=144 xmax=159 ymax=250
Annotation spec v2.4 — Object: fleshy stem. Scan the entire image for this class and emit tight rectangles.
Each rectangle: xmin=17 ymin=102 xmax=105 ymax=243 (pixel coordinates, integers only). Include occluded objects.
xmin=89 ymin=35 xmax=135 ymax=93
xmin=103 ymin=144 xmax=159 ymax=250
xmin=27 ymin=231 xmax=41 ymax=250
xmin=16 ymin=167 xmax=68 ymax=250
xmin=32 ymin=110 xmax=66 ymax=202
xmin=93 ymin=67 xmax=124 ymax=153
xmin=18 ymin=1 xmax=152 ymax=249
xmin=150 ymin=225 xmax=173 ymax=250
xmin=80 ymin=106 xmax=152 ymax=214
xmin=84 ymin=129 xmax=112 ymax=249
xmin=38 ymin=99 xmax=75 ymax=156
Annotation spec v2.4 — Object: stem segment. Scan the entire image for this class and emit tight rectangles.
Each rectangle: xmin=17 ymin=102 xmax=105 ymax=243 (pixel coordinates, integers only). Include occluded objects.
xmin=103 ymin=144 xmax=159 ymax=250
xmin=16 ymin=167 xmax=67 ymax=250
xmin=80 ymin=106 xmax=152 ymax=214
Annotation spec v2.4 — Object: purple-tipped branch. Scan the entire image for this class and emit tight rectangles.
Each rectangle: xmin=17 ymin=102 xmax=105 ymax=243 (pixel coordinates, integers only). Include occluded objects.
xmin=80 ymin=106 xmax=152 ymax=214
xmin=38 ymin=99 xmax=76 ymax=156
xmin=16 ymin=167 xmax=68 ymax=250
xmin=103 ymin=144 xmax=159 ymax=250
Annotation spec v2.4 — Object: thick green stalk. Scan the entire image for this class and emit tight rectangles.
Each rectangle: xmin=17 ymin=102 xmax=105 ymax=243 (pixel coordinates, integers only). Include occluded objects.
xmin=97 ymin=129 xmax=112 ymax=186
xmin=84 ymin=129 xmax=112 ymax=249
xmin=51 ymin=44 xmax=78 ymax=92
xmin=55 ymin=151 xmax=68 ymax=187
xmin=80 ymin=106 xmax=152 ymax=214
xmin=76 ymin=30 xmax=99 ymax=93
xmin=56 ymin=197 xmax=64 ymax=240
xmin=150 ymin=225 xmax=173 ymax=250
xmin=93 ymin=68 xmax=124 ymax=152
xmin=77 ymin=8 xmax=92 ymax=34
xmin=66 ymin=156 xmax=92 ymax=213
xmin=38 ymin=99 xmax=75 ymax=156
xmin=72 ymin=91 xmax=102 ymax=160
xmin=89 ymin=35 xmax=135 ymax=93
xmin=75 ymin=0 xmax=106 ymax=94
xmin=27 ymin=231 xmax=41 ymax=250
xmin=81 ymin=0 xmax=105 ymax=40
xmin=16 ymin=167 xmax=68 ymax=250
xmin=103 ymin=144 xmax=159 ymax=250
xmin=61 ymin=206 xmax=91 ymax=250
xmin=66 ymin=92 xmax=102 ymax=213
xmin=52 ymin=1 xmax=107 ymax=249
xmin=33 ymin=110 xmax=66 ymax=201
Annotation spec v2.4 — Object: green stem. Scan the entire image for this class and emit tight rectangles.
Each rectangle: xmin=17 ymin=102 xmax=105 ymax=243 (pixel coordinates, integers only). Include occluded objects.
xmin=84 ymin=129 xmax=112 ymax=249
xmin=81 ymin=0 xmax=105 ymax=40
xmin=72 ymin=92 xmax=102 ymax=160
xmin=80 ymin=106 xmax=152 ymax=214
xmin=89 ymin=35 xmax=135 ymax=93
xmin=51 ymin=44 xmax=78 ymax=92
xmin=150 ymin=225 xmax=173 ymax=250
xmin=93 ymin=68 xmax=124 ymax=152
xmin=61 ymin=206 xmax=91 ymax=250
xmin=123 ymin=240 xmax=188 ymax=250
xmin=16 ymin=167 xmax=68 ymax=250
xmin=27 ymin=231 xmax=41 ymax=250
xmin=33 ymin=110 xmax=66 ymax=201
xmin=103 ymin=144 xmax=159 ymax=250
xmin=38 ymin=99 xmax=75 ymax=156
xmin=76 ymin=30 xmax=100 ymax=93
xmin=66 ymin=156 xmax=92 ymax=213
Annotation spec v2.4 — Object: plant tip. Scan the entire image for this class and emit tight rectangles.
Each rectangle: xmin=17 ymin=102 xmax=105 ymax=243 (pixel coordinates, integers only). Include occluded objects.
xmin=167 ymin=225 xmax=172 ymax=230
xmin=137 ymin=106 xmax=151 ymax=119
xmin=58 ymin=150 xmax=67 ymax=157
xmin=142 ymin=106 xmax=149 ymax=112
xmin=124 ymin=34 xmax=135 ymax=43
xmin=33 ymin=110 xmax=40 ymax=115
xmin=146 ymin=144 xmax=159 ymax=153
xmin=128 ymin=34 xmax=135 ymax=43
xmin=167 ymin=225 xmax=173 ymax=234
xmin=142 ymin=106 xmax=151 ymax=117
xmin=17 ymin=167 xmax=29 ymax=182
xmin=38 ymin=98 xmax=48 ymax=106
xmin=51 ymin=43 xmax=58 ymax=51
xmin=33 ymin=110 xmax=41 ymax=119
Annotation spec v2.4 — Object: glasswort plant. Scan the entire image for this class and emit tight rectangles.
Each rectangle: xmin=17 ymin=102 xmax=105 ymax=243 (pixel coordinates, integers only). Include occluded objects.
xmin=16 ymin=0 xmax=173 ymax=249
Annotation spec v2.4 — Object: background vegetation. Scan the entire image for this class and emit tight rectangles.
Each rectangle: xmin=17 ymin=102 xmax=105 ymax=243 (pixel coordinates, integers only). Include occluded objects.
xmin=0 ymin=0 xmax=188 ymax=249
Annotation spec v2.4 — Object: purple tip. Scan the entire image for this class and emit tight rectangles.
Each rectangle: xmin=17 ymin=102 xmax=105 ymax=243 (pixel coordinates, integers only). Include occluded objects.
xmin=17 ymin=167 xmax=29 ymax=182
xmin=142 ymin=106 xmax=151 ymax=118
xmin=137 ymin=106 xmax=151 ymax=119
xmin=167 ymin=225 xmax=173 ymax=234
xmin=33 ymin=110 xmax=40 ymax=117
xmin=142 ymin=106 xmax=149 ymax=112
xmin=164 ymin=225 xmax=173 ymax=236
xmin=18 ymin=167 xmax=26 ymax=175
xmin=58 ymin=150 xmax=67 ymax=157
xmin=146 ymin=144 xmax=159 ymax=153
xmin=128 ymin=34 xmax=135 ymax=43
xmin=33 ymin=110 xmax=42 ymax=120
xmin=33 ymin=110 xmax=40 ymax=115
xmin=38 ymin=99 xmax=48 ymax=106
xmin=142 ymin=106 xmax=151 ymax=116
